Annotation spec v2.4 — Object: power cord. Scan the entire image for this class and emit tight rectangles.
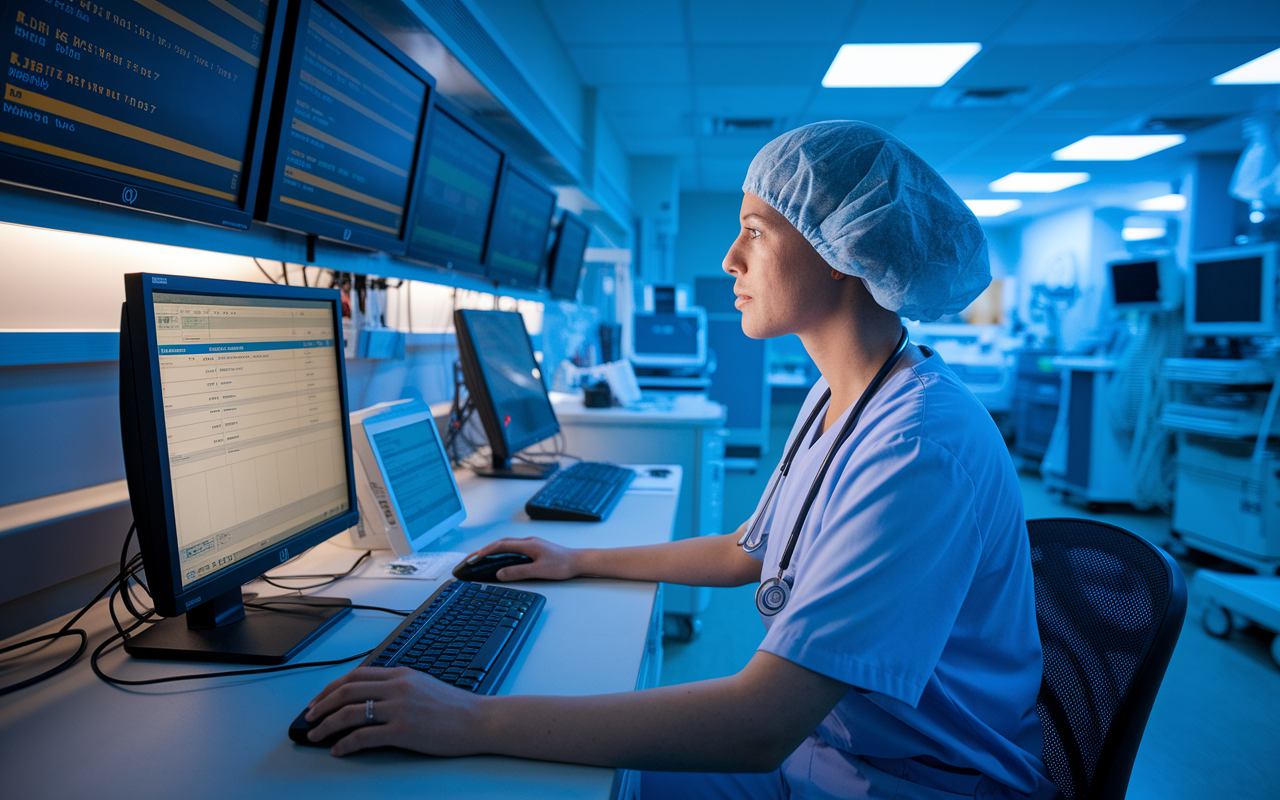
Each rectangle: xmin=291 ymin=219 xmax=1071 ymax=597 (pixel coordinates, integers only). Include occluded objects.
xmin=259 ymin=549 xmax=372 ymax=592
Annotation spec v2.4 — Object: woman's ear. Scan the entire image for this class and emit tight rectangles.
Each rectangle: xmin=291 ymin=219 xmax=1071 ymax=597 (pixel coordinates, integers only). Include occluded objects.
xmin=830 ymin=269 xmax=845 ymax=280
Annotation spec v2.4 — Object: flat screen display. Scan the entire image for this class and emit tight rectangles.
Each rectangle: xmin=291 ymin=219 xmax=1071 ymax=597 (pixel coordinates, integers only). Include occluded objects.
xmin=1194 ymin=257 xmax=1263 ymax=324
xmin=261 ymin=0 xmax=430 ymax=252
xmin=634 ymin=312 xmax=700 ymax=355
xmin=547 ymin=212 xmax=589 ymax=300
xmin=406 ymin=105 xmax=502 ymax=274
xmin=484 ymin=165 xmax=556 ymax=288
xmin=0 ymin=0 xmax=279 ymax=228
xmin=1111 ymin=260 xmax=1160 ymax=306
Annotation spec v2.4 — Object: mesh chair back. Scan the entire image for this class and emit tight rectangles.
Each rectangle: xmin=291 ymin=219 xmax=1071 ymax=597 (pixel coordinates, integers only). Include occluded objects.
xmin=1028 ymin=518 xmax=1186 ymax=800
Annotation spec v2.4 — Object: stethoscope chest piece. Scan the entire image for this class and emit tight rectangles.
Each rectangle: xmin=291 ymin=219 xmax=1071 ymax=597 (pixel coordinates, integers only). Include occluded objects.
xmin=756 ymin=574 xmax=793 ymax=616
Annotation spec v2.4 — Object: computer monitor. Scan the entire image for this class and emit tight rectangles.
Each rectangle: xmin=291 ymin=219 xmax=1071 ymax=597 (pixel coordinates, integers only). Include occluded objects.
xmin=1109 ymin=255 xmax=1177 ymax=311
xmin=627 ymin=308 xmax=708 ymax=371
xmin=453 ymin=309 xmax=560 ymax=479
xmin=257 ymin=0 xmax=434 ymax=254
xmin=405 ymin=98 xmax=504 ymax=276
xmin=483 ymin=163 xmax=557 ymax=289
xmin=546 ymin=212 xmax=590 ymax=300
xmin=119 ymin=272 xmax=359 ymax=664
xmin=0 ymin=0 xmax=285 ymax=228
xmin=1185 ymin=243 xmax=1280 ymax=336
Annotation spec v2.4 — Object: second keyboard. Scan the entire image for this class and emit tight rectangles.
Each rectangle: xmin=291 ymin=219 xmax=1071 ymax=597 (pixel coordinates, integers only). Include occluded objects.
xmin=525 ymin=461 xmax=636 ymax=522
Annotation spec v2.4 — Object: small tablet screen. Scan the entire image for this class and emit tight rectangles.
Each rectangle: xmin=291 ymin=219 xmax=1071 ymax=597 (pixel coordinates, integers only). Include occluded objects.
xmin=370 ymin=419 xmax=462 ymax=542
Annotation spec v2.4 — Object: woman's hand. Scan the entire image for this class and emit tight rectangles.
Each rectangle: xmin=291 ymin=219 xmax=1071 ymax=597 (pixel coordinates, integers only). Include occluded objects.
xmin=304 ymin=666 xmax=486 ymax=757
xmin=463 ymin=536 xmax=581 ymax=581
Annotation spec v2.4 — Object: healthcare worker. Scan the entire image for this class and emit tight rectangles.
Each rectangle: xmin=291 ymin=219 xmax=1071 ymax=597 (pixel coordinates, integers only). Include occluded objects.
xmin=303 ymin=121 xmax=1058 ymax=800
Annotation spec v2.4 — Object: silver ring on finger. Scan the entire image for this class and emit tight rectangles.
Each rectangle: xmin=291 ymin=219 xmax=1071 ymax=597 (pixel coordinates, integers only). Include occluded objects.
xmin=365 ymin=698 xmax=375 ymax=723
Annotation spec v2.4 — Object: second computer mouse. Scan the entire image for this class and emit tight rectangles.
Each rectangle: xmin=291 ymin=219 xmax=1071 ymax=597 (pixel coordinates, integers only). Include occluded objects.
xmin=452 ymin=553 xmax=533 ymax=582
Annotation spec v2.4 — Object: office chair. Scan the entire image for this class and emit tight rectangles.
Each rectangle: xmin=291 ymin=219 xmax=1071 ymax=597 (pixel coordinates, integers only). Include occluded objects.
xmin=1028 ymin=518 xmax=1187 ymax=800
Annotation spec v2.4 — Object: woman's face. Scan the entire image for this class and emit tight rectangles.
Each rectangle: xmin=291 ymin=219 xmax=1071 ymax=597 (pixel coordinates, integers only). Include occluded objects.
xmin=722 ymin=192 xmax=840 ymax=340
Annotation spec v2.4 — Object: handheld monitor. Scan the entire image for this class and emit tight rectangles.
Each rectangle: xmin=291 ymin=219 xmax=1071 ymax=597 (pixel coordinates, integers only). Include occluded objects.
xmin=405 ymin=98 xmax=504 ymax=276
xmin=627 ymin=308 xmax=708 ymax=371
xmin=453 ymin=309 xmax=560 ymax=478
xmin=547 ymin=212 xmax=590 ymax=300
xmin=256 ymin=0 xmax=434 ymax=254
xmin=0 ymin=0 xmax=285 ymax=228
xmin=119 ymin=272 xmax=359 ymax=664
xmin=1185 ymin=243 xmax=1280 ymax=336
xmin=483 ymin=162 xmax=557 ymax=289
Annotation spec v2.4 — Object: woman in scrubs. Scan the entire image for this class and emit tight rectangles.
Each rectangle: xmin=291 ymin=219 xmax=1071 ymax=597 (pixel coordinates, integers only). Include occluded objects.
xmin=303 ymin=122 xmax=1058 ymax=799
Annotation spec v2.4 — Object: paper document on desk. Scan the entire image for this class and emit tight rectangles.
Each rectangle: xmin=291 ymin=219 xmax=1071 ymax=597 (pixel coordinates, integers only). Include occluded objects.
xmin=376 ymin=551 xmax=467 ymax=580
xmin=624 ymin=465 xmax=681 ymax=494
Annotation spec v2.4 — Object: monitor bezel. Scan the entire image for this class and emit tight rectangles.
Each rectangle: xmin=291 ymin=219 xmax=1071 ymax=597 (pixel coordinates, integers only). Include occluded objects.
xmin=120 ymin=272 xmax=359 ymax=618
xmin=255 ymin=0 xmax=436 ymax=255
xmin=626 ymin=307 xmax=709 ymax=370
xmin=482 ymin=161 xmax=558 ymax=290
xmin=1185 ymin=243 xmax=1280 ymax=337
xmin=0 ymin=0 xmax=286 ymax=230
xmin=1108 ymin=256 xmax=1165 ymax=312
xmin=452 ymin=308 xmax=560 ymax=473
xmin=546 ymin=211 xmax=590 ymax=301
xmin=403 ymin=96 xmax=506 ymax=277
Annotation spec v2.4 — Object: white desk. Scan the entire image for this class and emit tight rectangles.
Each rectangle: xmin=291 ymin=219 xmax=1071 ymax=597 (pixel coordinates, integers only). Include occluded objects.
xmin=0 ymin=467 xmax=680 ymax=800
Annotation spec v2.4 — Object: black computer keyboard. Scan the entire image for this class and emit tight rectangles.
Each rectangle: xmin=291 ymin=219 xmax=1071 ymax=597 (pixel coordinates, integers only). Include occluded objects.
xmin=289 ymin=580 xmax=544 ymax=747
xmin=525 ymin=461 xmax=636 ymax=522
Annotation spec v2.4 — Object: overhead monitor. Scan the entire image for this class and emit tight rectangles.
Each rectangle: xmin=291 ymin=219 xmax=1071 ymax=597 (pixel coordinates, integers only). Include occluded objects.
xmin=257 ymin=0 xmax=434 ymax=254
xmin=1109 ymin=255 xmax=1177 ymax=311
xmin=546 ymin=212 xmax=590 ymax=300
xmin=453 ymin=309 xmax=560 ymax=479
xmin=1185 ymin=243 xmax=1280 ymax=336
xmin=0 ymin=0 xmax=285 ymax=228
xmin=119 ymin=272 xmax=359 ymax=664
xmin=483 ymin=163 xmax=557 ymax=289
xmin=627 ymin=308 xmax=708 ymax=371
xmin=405 ymin=98 xmax=504 ymax=276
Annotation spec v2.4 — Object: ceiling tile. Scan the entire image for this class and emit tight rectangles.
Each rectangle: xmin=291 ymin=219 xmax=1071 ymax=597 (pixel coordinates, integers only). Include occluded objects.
xmin=620 ymin=136 xmax=698 ymax=157
xmin=694 ymin=85 xmax=814 ymax=117
xmin=1086 ymin=41 xmax=1280 ymax=87
xmin=606 ymin=112 xmax=690 ymax=139
xmin=697 ymin=136 xmax=779 ymax=157
xmin=690 ymin=45 xmax=836 ymax=85
xmin=955 ymin=44 xmax=1126 ymax=89
xmin=806 ymin=88 xmax=934 ymax=118
xmin=1143 ymin=83 xmax=1280 ymax=117
xmin=687 ymin=0 xmax=855 ymax=45
xmin=598 ymin=85 xmax=692 ymax=115
xmin=1044 ymin=86 xmax=1182 ymax=113
xmin=537 ymin=0 xmax=686 ymax=45
xmin=893 ymin=109 xmax=1021 ymax=139
xmin=997 ymin=0 xmax=1200 ymax=44
xmin=1000 ymin=115 xmax=1121 ymax=142
xmin=848 ymin=0 xmax=1027 ymax=43
xmin=793 ymin=114 xmax=906 ymax=131
xmin=567 ymin=46 xmax=689 ymax=85
xmin=1156 ymin=0 xmax=1280 ymax=39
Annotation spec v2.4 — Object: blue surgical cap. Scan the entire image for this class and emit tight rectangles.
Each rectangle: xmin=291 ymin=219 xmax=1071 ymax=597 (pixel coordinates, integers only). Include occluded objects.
xmin=743 ymin=121 xmax=990 ymax=322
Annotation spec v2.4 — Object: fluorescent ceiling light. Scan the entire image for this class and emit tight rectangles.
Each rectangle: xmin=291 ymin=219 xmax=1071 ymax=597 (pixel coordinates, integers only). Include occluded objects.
xmin=1136 ymin=194 xmax=1187 ymax=211
xmin=1052 ymin=135 xmax=1185 ymax=161
xmin=1122 ymin=227 xmax=1167 ymax=241
xmin=988 ymin=172 xmax=1090 ymax=193
xmin=822 ymin=43 xmax=981 ymax=88
xmin=1213 ymin=47 xmax=1280 ymax=84
xmin=964 ymin=199 xmax=1023 ymax=217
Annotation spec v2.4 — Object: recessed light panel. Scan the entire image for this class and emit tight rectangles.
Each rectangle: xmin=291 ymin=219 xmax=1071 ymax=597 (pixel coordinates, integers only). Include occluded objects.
xmin=1052 ymin=135 xmax=1185 ymax=161
xmin=1136 ymin=194 xmax=1187 ymax=211
xmin=1213 ymin=47 xmax=1280 ymax=84
xmin=821 ymin=43 xmax=981 ymax=88
xmin=988 ymin=173 xmax=1090 ymax=193
xmin=964 ymin=199 xmax=1023 ymax=217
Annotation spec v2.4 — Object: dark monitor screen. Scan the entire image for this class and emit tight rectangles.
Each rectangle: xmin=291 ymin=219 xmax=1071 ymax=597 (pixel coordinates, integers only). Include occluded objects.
xmin=259 ymin=0 xmax=432 ymax=253
xmin=634 ymin=312 xmax=700 ymax=355
xmin=1111 ymin=260 xmax=1160 ymax=306
xmin=1194 ymin=257 xmax=1264 ymax=324
xmin=453 ymin=309 xmax=559 ymax=478
xmin=484 ymin=164 xmax=556 ymax=289
xmin=406 ymin=103 xmax=503 ymax=275
xmin=119 ymin=272 xmax=359 ymax=663
xmin=0 ymin=0 xmax=282 ymax=228
xmin=547 ymin=212 xmax=589 ymax=300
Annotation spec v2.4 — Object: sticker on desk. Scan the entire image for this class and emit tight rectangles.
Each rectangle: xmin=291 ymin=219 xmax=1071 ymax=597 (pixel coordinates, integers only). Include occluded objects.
xmin=378 ymin=552 xmax=466 ymax=580
xmin=624 ymin=465 xmax=681 ymax=494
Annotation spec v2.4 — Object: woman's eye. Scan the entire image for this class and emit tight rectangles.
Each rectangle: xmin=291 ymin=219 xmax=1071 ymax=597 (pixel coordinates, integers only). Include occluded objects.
xmin=746 ymin=228 xmax=761 ymax=239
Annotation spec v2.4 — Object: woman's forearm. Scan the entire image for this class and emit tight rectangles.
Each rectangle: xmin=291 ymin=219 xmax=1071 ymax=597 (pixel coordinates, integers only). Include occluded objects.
xmin=574 ymin=529 xmax=762 ymax=587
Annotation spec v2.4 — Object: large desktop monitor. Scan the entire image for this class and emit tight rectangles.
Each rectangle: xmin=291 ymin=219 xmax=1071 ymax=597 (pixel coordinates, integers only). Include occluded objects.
xmin=0 ymin=0 xmax=285 ymax=228
xmin=1109 ymin=254 xmax=1178 ymax=312
xmin=1185 ymin=243 xmax=1280 ymax=337
xmin=256 ymin=0 xmax=434 ymax=254
xmin=119 ymin=272 xmax=359 ymax=664
xmin=483 ymin=163 xmax=557 ymax=289
xmin=405 ymin=98 xmax=504 ymax=276
xmin=546 ymin=212 xmax=590 ymax=300
xmin=453 ymin=309 xmax=560 ymax=478
xmin=627 ymin=308 xmax=708 ymax=372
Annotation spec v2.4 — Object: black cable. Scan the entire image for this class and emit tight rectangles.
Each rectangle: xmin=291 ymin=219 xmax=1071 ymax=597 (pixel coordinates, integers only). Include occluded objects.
xmin=118 ymin=523 xmax=148 ymax=621
xmin=252 ymin=257 xmax=279 ymax=284
xmin=258 ymin=550 xmax=372 ymax=592
xmin=246 ymin=600 xmax=410 ymax=617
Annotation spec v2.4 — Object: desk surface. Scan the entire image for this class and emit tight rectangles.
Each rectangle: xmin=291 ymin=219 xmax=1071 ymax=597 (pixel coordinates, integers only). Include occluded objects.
xmin=0 ymin=468 xmax=680 ymax=800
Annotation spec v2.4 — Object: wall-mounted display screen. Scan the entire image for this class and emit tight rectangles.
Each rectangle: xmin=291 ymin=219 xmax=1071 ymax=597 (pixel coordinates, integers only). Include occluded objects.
xmin=546 ymin=212 xmax=589 ymax=300
xmin=0 ymin=0 xmax=282 ymax=228
xmin=259 ymin=0 xmax=432 ymax=254
xmin=405 ymin=101 xmax=502 ymax=275
xmin=484 ymin=163 xmax=556 ymax=289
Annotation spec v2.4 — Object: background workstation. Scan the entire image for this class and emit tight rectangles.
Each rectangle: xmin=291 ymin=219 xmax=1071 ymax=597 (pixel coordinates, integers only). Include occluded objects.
xmin=3 ymin=1 xmax=1280 ymax=798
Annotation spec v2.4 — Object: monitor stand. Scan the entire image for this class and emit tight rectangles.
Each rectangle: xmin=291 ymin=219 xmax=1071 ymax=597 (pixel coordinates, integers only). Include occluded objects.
xmin=123 ymin=587 xmax=351 ymax=665
xmin=473 ymin=457 xmax=559 ymax=480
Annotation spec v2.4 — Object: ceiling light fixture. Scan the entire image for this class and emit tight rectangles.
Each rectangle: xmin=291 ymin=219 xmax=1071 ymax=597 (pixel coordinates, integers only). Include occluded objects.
xmin=1213 ymin=47 xmax=1280 ymax=84
xmin=821 ymin=43 xmax=981 ymax=88
xmin=1136 ymin=194 xmax=1187 ymax=211
xmin=1052 ymin=135 xmax=1185 ymax=161
xmin=964 ymin=199 xmax=1023 ymax=217
xmin=988 ymin=172 xmax=1090 ymax=193
xmin=1122 ymin=227 xmax=1167 ymax=241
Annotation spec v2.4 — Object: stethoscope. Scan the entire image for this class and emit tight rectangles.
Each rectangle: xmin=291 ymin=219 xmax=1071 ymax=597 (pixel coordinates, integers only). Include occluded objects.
xmin=739 ymin=327 xmax=910 ymax=617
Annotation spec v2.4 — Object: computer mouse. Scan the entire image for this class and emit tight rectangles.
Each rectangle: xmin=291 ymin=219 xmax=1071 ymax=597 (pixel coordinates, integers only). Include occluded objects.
xmin=452 ymin=553 xmax=533 ymax=582
xmin=289 ymin=708 xmax=350 ymax=749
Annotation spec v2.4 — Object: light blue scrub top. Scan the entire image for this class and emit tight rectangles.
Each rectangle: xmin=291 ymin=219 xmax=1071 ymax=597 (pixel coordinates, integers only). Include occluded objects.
xmin=746 ymin=352 xmax=1057 ymax=798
